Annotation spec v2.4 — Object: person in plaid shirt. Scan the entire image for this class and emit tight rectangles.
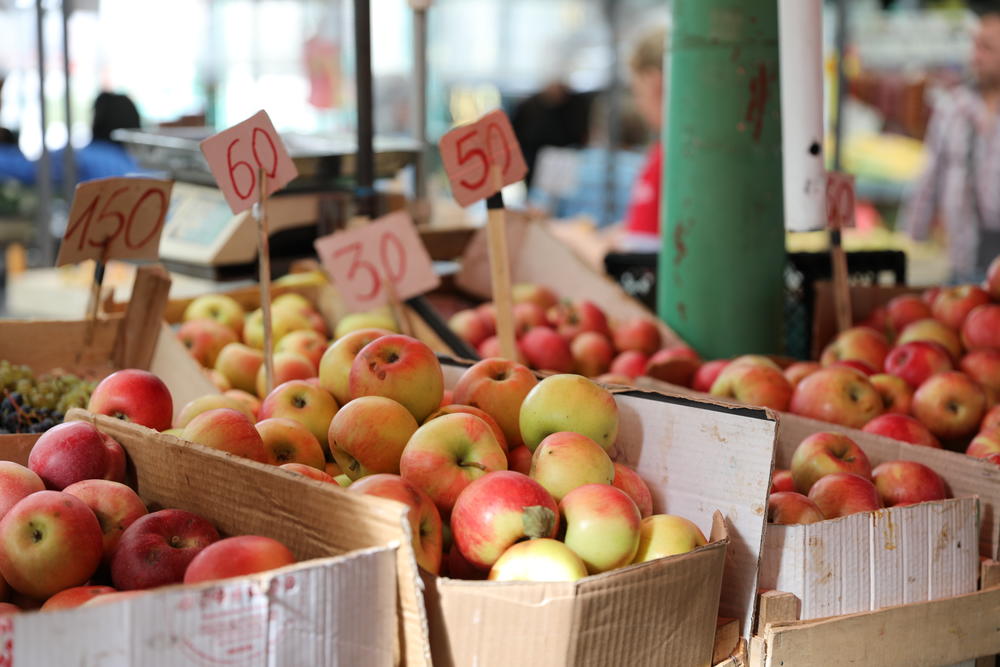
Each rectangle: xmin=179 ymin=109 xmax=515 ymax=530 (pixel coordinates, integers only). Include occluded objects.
xmin=902 ymin=8 xmax=1000 ymax=284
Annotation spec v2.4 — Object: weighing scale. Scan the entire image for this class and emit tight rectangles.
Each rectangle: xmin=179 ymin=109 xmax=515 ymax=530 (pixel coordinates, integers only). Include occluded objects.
xmin=114 ymin=127 xmax=420 ymax=280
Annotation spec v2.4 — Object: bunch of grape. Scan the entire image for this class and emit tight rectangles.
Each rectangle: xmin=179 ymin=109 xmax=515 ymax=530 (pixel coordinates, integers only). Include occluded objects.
xmin=0 ymin=360 xmax=96 ymax=434
xmin=0 ymin=393 xmax=61 ymax=435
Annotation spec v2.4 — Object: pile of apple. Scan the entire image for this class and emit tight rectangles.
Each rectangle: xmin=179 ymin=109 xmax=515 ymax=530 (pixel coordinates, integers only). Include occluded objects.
xmin=768 ymin=430 xmax=951 ymax=526
xmin=0 ymin=414 xmax=297 ymax=613
xmin=448 ymin=284 xmax=684 ymax=383
xmin=651 ymin=256 xmax=1000 ymax=463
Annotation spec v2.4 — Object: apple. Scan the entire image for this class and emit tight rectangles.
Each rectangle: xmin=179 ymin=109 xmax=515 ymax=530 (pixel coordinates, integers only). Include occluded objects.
xmin=710 ymin=363 xmax=792 ymax=411
xmin=923 ymin=287 xmax=942 ymax=306
xmin=318 ymin=328 xmax=391 ymax=406
xmin=453 ymin=358 xmax=538 ymax=449
xmin=329 ymin=396 xmax=418 ymax=479
xmin=183 ymin=535 xmax=296 ymax=584
xmin=790 ymin=431 xmax=872 ymax=494
xmin=513 ymin=302 xmax=549 ymax=337
xmin=961 ymin=349 xmax=1000 ymax=396
xmin=511 ymin=283 xmax=559 ymax=311
xmin=62 ymin=479 xmax=147 ymax=559
xmin=0 ymin=491 xmax=103 ymax=598
xmin=40 ymin=585 xmax=116 ymax=611
xmin=897 ymin=319 xmax=963 ymax=361
xmin=255 ymin=351 xmax=316 ymax=398
xmin=872 ymin=460 xmax=948 ymax=507
xmin=570 ymin=331 xmax=614 ymax=377
xmin=967 ymin=428 xmax=1000 ymax=458
xmin=176 ymin=395 xmax=256 ymax=429
xmin=883 ymin=341 xmax=954 ymax=389
xmin=520 ymin=326 xmax=574 ymax=373
xmin=767 ymin=492 xmax=825 ymax=525
xmin=475 ymin=303 xmax=497 ymax=335
xmin=507 ymin=446 xmax=533 ymax=475
xmin=88 ymin=369 xmax=173 ymax=432
xmin=789 ymin=367 xmax=884 ymax=429
xmin=111 ymin=509 xmax=219 ymax=590
xmin=609 ymin=350 xmax=649 ymax=379
xmin=275 ymin=329 xmax=328 ymax=370
xmin=783 ymin=362 xmax=821 ymax=389
xmin=477 ymin=335 xmax=529 ymax=365
xmin=400 ymin=413 xmax=506 ymax=514
xmin=560 ymin=484 xmax=641 ymax=573
xmin=445 ymin=543 xmax=488 ymax=580
xmin=181 ymin=408 xmax=268 ymax=463
xmin=243 ymin=307 xmax=312 ymax=350
xmin=0 ymin=463 xmax=43 ymax=520
xmin=547 ymin=300 xmax=611 ymax=340
xmin=349 ymin=335 xmax=443 ymax=422
xmin=862 ymin=414 xmax=941 ymax=448
xmin=831 ymin=359 xmax=877 ymax=376
xmin=771 ymin=469 xmax=795 ymax=494
xmin=450 ymin=471 xmax=559 ymax=569
xmin=887 ymin=295 xmax=933 ymax=335
xmin=425 ymin=404 xmax=508 ymax=453
xmin=911 ymin=371 xmax=987 ymax=440
xmin=807 ymin=472 xmax=881 ymax=518
xmin=224 ymin=389 xmax=261 ymax=420
xmin=519 ymin=374 xmax=619 ymax=452
xmin=207 ymin=369 xmax=231 ymax=392
xmin=986 ymin=452 xmax=1000 ymax=465
xmin=932 ymin=285 xmax=991 ymax=331
xmin=333 ymin=310 xmax=398 ymax=340
xmin=350 ymin=474 xmax=443 ymax=574
xmin=820 ymin=327 xmax=891 ymax=371
xmin=80 ymin=590 xmax=147 ymax=608
xmin=869 ymin=373 xmax=914 ymax=414
xmin=595 ymin=373 xmax=635 ymax=385
xmin=611 ymin=463 xmax=654 ymax=517
xmin=612 ymin=318 xmax=662 ymax=357
xmin=177 ymin=318 xmax=238 ymax=368
xmin=730 ymin=355 xmax=781 ymax=370
xmin=0 ymin=603 xmax=17 ymax=615
xmin=183 ymin=294 xmax=245 ymax=336
xmin=962 ymin=304 xmax=1000 ymax=351
xmin=255 ymin=417 xmax=327 ymax=469
xmin=280 ymin=463 xmax=338 ymax=483
xmin=983 ymin=405 xmax=1000 ymax=432
xmin=631 ymin=514 xmax=707 ymax=563
xmin=28 ymin=422 xmax=126 ymax=490
xmin=861 ymin=306 xmax=892 ymax=339
xmin=271 ymin=292 xmax=314 ymax=314
xmin=529 ymin=432 xmax=614 ymax=501
xmin=449 ymin=309 xmax=491 ymax=348
xmin=983 ymin=255 xmax=1000 ymax=300
xmin=488 ymin=538 xmax=587 ymax=582
xmin=645 ymin=346 xmax=702 ymax=387
xmin=214 ymin=343 xmax=265 ymax=395
xmin=693 ymin=359 xmax=732 ymax=393
xmin=259 ymin=380 xmax=340 ymax=453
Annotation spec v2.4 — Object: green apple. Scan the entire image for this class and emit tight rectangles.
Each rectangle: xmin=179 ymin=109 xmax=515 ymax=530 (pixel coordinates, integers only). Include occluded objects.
xmin=334 ymin=310 xmax=398 ymax=340
xmin=631 ymin=514 xmax=707 ymax=563
xmin=519 ymin=374 xmax=619 ymax=452
xmin=488 ymin=538 xmax=587 ymax=582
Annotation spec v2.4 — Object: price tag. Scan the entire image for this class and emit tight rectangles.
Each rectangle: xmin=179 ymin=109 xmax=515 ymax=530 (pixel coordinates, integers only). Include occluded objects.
xmin=439 ymin=109 xmax=527 ymax=207
xmin=199 ymin=110 xmax=298 ymax=214
xmin=314 ymin=211 xmax=440 ymax=313
xmin=826 ymin=171 xmax=856 ymax=229
xmin=56 ymin=177 xmax=174 ymax=266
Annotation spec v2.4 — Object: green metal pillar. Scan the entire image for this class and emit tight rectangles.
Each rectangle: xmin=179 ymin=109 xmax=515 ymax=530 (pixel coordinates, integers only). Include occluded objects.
xmin=659 ymin=0 xmax=786 ymax=358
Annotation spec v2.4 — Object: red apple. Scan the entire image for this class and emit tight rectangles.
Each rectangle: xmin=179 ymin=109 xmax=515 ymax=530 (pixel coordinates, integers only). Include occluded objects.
xmin=529 ymin=432 xmax=614 ymax=501
xmin=224 ymin=389 xmax=261 ymax=420
xmin=611 ymin=463 xmax=654 ymax=518
xmin=255 ymin=351 xmax=316 ymax=399
xmin=831 ymin=359 xmax=877 ymax=376
xmin=710 ymin=363 xmax=793 ymax=411
xmin=488 ymin=538 xmax=588 ymax=582
xmin=0 ymin=463 xmax=44 ymax=520
xmin=317 ymin=328 xmax=392 ymax=406
xmin=177 ymin=318 xmax=238 ymax=368
xmin=280 ymin=463 xmax=338 ymax=483
xmin=41 ymin=585 xmax=116 ymax=611
xmin=425 ymin=404 xmax=508 ymax=453
xmin=513 ymin=302 xmax=549 ymax=337
xmin=547 ymin=300 xmax=611 ymax=340
xmin=570 ymin=331 xmax=615 ymax=378
xmin=771 ymin=469 xmax=795 ymax=494
xmin=983 ymin=255 xmax=1000 ymax=301
xmin=511 ymin=284 xmax=559 ymax=311
xmin=450 ymin=471 xmax=558 ymax=569
xmin=612 ymin=318 xmax=662 ymax=357
xmin=183 ymin=535 xmax=296 ymax=584
xmin=609 ymin=350 xmax=649 ymax=379
xmin=0 ymin=491 xmax=103 ymax=598
xmin=883 ymin=341 xmax=954 ymax=389
xmin=872 ymin=460 xmax=948 ymax=507
xmin=476 ymin=335 xmax=529 ymax=365
xmin=967 ymin=428 xmax=1000 ymax=458
xmin=507 ymin=446 xmax=533 ymax=475
xmin=912 ymin=371 xmax=987 ymax=440
xmin=986 ymin=452 xmax=1000 ymax=465
xmin=329 ymin=396 xmax=418 ymax=479
xmin=214 ymin=343 xmax=265 ymax=394
xmin=275 ymin=329 xmax=328 ymax=370
xmin=869 ymin=373 xmax=914 ymax=414
xmin=255 ymin=418 xmax=327 ymax=469
xmin=349 ymin=335 xmax=444 ymax=422
xmin=861 ymin=306 xmax=892 ymax=339
xmin=693 ymin=359 xmax=731 ymax=393
xmin=520 ymin=326 xmax=574 ymax=373
xmin=176 ymin=394 xmax=256 ymax=429
xmin=28 ymin=422 xmax=126 ymax=490
xmin=80 ymin=590 xmax=147 ymax=608
xmin=475 ymin=303 xmax=497 ymax=336
xmin=350 ymin=474 xmax=443 ymax=574
xmin=111 ymin=509 xmax=219 ymax=590
xmin=923 ymin=287 xmax=942 ymax=306
xmin=259 ymin=380 xmax=340 ymax=453
xmin=452 ymin=358 xmax=538 ymax=448
xmin=62 ymin=479 xmax=148 ymax=559
xmin=820 ymin=327 xmax=891 ymax=371
xmin=181 ymin=408 xmax=268 ymax=462
xmin=400 ymin=413 xmax=507 ymax=514
xmin=645 ymin=346 xmax=702 ymax=387
xmin=962 ymin=304 xmax=1000 ymax=351
xmin=961 ymin=349 xmax=1000 ymax=396
xmin=862 ymin=414 xmax=941 ymax=448
xmin=932 ymin=285 xmax=990 ymax=331
xmin=767 ymin=492 xmax=825 ymax=525
xmin=445 ymin=543 xmax=488 ymax=580
xmin=87 ymin=369 xmax=173 ymax=432
xmin=887 ymin=295 xmax=933 ymax=335
xmin=789 ymin=367 xmax=884 ymax=429
xmin=783 ymin=362 xmax=821 ymax=389
xmin=807 ymin=472 xmax=881 ymax=518
xmin=449 ymin=309 xmax=492 ymax=348
xmin=897 ymin=319 xmax=963 ymax=361
xmin=560 ymin=484 xmax=641 ymax=573
xmin=790 ymin=431 xmax=872 ymax=494
xmin=983 ymin=405 xmax=1000 ymax=433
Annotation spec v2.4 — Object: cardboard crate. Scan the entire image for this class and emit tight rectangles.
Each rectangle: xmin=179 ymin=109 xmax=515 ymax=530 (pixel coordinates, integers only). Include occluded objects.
xmin=0 ymin=410 xmax=409 ymax=666
xmin=0 ymin=265 xmax=217 ymax=455
xmin=422 ymin=359 xmax=779 ymax=667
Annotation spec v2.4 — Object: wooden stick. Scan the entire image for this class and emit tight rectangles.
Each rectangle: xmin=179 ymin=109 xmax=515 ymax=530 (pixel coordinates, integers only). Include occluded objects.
xmin=830 ymin=228 xmax=852 ymax=333
xmin=257 ymin=167 xmax=275 ymax=396
xmin=383 ymin=272 xmax=414 ymax=337
xmin=486 ymin=167 xmax=516 ymax=361
xmin=80 ymin=243 xmax=110 ymax=359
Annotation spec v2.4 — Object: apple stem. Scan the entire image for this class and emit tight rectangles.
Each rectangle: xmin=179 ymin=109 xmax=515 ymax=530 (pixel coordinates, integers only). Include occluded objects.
xmin=460 ymin=461 xmax=488 ymax=472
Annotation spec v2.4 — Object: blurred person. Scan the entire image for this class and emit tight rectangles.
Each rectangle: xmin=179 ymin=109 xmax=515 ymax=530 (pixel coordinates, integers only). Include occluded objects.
xmin=52 ymin=92 xmax=143 ymax=185
xmin=0 ymin=74 xmax=34 ymax=184
xmin=902 ymin=8 xmax=1000 ymax=284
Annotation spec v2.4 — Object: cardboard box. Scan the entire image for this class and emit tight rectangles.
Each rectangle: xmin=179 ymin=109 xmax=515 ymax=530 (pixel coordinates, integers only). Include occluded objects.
xmin=0 ymin=410 xmax=411 ymax=666
xmin=423 ymin=359 xmax=779 ymax=666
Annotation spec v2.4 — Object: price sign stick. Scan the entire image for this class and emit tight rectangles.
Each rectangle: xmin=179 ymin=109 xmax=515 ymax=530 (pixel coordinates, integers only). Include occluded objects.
xmin=382 ymin=269 xmax=415 ymax=337
xmin=79 ymin=242 xmax=110 ymax=360
xmin=830 ymin=231 xmax=852 ymax=333
xmin=256 ymin=166 xmax=275 ymax=396
xmin=485 ymin=167 xmax=517 ymax=361
xmin=826 ymin=172 xmax=854 ymax=333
